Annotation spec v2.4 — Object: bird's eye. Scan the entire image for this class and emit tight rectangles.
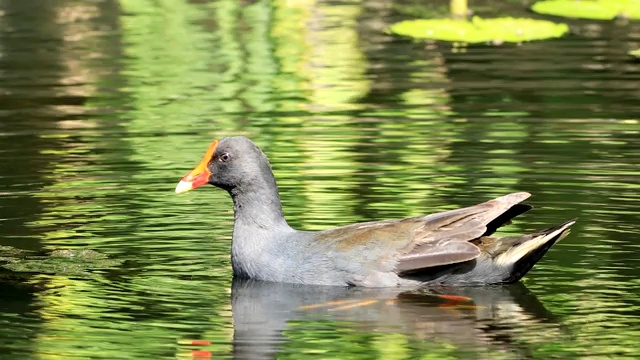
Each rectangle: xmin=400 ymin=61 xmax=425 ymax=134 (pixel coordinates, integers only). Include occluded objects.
xmin=219 ymin=153 xmax=232 ymax=162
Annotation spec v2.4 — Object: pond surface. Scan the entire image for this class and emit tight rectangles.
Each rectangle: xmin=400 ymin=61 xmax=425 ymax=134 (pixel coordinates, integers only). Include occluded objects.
xmin=1 ymin=0 xmax=639 ymax=359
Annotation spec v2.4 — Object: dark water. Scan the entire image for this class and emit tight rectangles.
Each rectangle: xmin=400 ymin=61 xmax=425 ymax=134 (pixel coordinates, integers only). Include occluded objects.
xmin=1 ymin=0 xmax=639 ymax=358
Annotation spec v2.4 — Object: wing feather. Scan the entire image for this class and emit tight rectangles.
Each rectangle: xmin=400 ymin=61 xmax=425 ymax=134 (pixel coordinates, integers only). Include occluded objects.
xmin=315 ymin=192 xmax=532 ymax=274
xmin=396 ymin=192 xmax=531 ymax=272
xmin=395 ymin=240 xmax=481 ymax=275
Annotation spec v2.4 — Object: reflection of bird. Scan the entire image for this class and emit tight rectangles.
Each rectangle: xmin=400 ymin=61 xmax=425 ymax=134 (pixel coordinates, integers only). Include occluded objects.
xmin=176 ymin=137 xmax=575 ymax=287
xmin=229 ymin=279 xmax=563 ymax=360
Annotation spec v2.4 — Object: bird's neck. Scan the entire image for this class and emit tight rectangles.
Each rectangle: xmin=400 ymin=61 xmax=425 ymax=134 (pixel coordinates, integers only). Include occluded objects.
xmin=228 ymin=177 xmax=293 ymax=280
xmin=229 ymin=177 xmax=290 ymax=232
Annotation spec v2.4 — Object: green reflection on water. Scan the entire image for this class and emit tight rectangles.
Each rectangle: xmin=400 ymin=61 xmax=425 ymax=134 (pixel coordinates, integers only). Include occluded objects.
xmin=0 ymin=0 xmax=639 ymax=359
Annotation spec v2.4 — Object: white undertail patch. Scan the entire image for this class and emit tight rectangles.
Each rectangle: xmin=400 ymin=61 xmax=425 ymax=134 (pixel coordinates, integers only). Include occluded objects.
xmin=495 ymin=221 xmax=574 ymax=267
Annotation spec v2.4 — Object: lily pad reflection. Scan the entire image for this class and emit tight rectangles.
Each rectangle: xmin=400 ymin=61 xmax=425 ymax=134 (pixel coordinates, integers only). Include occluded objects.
xmin=388 ymin=17 xmax=569 ymax=44
xmin=532 ymin=0 xmax=640 ymax=20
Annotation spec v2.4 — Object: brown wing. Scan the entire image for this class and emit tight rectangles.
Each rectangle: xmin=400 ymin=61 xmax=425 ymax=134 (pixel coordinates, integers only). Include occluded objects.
xmin=395 ymin=240 xmax=481 ymax=274
xmin=395 ymin=192 xmax=532 ymax=274
xmin=315 ymin=192 xmax=532 ymax=274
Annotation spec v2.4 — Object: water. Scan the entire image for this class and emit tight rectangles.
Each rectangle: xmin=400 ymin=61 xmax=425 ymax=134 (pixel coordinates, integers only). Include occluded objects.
xmin=0 ymin=0 xmax=639 ymax=358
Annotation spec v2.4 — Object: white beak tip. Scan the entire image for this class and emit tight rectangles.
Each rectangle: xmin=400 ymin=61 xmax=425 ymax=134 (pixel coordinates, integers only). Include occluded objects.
xmin=175 ymin=180 xmax=193 ymax=194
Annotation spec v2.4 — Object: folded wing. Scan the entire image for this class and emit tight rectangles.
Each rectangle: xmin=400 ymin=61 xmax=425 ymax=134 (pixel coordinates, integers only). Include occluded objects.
xmin=395 ymin=192 xmax=532 ymax=274
xmin=316 ymin=192 xmax=533 ymax=275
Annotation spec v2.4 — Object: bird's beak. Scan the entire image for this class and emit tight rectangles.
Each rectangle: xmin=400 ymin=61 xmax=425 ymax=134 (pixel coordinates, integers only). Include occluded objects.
xmin=175 ymin=139 xmax=219 ymax=194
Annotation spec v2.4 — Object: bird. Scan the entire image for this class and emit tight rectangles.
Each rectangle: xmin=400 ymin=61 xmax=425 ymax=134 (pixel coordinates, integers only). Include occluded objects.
xmin=175 ymin=136 xmax=574 ymax=287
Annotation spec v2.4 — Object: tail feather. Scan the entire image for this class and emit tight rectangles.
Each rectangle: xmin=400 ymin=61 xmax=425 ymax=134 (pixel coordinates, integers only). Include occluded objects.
xmin=483 ymin=203 xmax=533 ymax=237
xmin=404 ymin=219 xmax=576 ymax=285
xmin=495 ymin=220 xmax=575 ymax=283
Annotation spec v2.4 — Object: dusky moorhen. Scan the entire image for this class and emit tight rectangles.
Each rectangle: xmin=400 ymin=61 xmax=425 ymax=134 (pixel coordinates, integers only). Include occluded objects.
xmin=176 ymin=137 xmax=574 ymax=287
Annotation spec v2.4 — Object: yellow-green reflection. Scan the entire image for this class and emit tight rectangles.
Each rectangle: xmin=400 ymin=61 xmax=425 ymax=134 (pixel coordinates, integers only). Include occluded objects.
xmin=0 ymin=0 xmax=639 ymax=359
